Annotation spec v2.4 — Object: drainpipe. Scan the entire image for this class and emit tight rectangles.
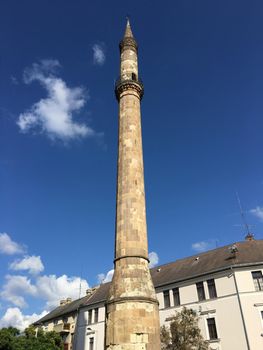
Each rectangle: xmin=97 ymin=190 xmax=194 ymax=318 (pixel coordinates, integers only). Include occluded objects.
xmin=232 ymin=267 xmax=250 ymax=350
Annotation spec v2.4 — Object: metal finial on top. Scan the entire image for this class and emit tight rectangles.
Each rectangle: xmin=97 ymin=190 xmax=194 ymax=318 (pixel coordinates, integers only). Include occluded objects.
xmin=124 ymin=15 xmax=133 ymax=38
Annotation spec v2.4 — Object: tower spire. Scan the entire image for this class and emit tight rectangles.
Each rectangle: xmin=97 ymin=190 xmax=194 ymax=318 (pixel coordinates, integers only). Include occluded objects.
xmin=124 ymin=17 xmax=134 ymax=38
xmin=105 ymin=21 xmax=160 ymax=350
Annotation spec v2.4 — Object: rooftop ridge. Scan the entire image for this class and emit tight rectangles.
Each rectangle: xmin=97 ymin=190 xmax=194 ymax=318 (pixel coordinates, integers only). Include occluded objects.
xmin=151 ymin=239 xmax=262 ymax=270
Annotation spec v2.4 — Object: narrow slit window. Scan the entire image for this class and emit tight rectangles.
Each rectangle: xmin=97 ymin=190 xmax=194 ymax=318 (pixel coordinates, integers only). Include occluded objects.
xmin=89 ymin=337 xmax=94 ymax=350
xmin=131 ymin=73 xmax=137 ymax=81
xmin=94 ymin=308 xmax=99 ymax=323
xmin=252 ymin=271 xmax=263 ymax=291
xmin=196 ymin=282 xmax=206 ymax=301
xmin=207 ymin=318 xmax=218 ymax=340
xmin=173 ymin=287 xmax=180 ymax=306
xmin=163 ymin=290 xmax=170 ymax=308
xmin=207 ymin=279 xmax=217 ymax=299
xmin=88 ymin=310 xmax=92 ymax=324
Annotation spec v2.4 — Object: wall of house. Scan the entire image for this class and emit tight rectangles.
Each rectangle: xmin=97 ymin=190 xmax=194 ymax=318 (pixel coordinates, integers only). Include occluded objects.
xmin=39 ymin=265 xmax=263 ymax=350
xmin=235 ymin=267 xmax=263 ymax=350
xmin=75 ymin=305 xmax=105 ymax=350
xmin=76 ymin=267 xmax=263 ymax=350
xmin=39 ymin=313 xmax=76 ymax=349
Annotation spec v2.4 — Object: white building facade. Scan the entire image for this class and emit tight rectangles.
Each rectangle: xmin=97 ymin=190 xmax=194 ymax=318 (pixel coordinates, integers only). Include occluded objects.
xmin=36 ymin=239 xmax=263 ymax=350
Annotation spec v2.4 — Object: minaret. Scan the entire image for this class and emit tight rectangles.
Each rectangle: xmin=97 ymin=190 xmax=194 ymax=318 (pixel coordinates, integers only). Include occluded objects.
xmin=105 ymin=20 xmax=160 ymax=350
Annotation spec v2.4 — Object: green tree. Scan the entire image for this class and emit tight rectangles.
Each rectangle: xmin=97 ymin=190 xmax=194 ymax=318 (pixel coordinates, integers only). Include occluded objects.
xmin=160 ymin=307 xmax=209 ymax=350
xmin=0 ymin=326 xmax=63 ymax=350
xmin=0 ymin=327 xmax=19 ymax=350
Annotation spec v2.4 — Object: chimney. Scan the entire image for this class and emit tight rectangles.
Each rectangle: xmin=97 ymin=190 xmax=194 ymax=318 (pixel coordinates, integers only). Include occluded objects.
xmin=66 ymin=297 xmax=72 ymax=304
xmin=86 ymin=287 xmax=97 ymax=298
xmin=60 ymin=299 xmax=66 ymax=306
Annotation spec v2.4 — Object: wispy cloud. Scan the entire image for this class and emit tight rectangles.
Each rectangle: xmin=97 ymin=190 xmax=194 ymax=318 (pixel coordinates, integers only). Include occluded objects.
xmin=10 ymin=75 xmax=19 ymax=85
xmin=0 ymin=233 xmax=25 ymax=255
xmin=250 ymin=206 xmax=263 ymax=222
xmin=17 ymin=59 xmax=95 ymax=141
xmin=9 ymin=255 xmax=44 ymax=275
xmin=92 ymin=44 xmax=106 ymax=66
xmin=191 ymin=240 xmax=216 ymax=253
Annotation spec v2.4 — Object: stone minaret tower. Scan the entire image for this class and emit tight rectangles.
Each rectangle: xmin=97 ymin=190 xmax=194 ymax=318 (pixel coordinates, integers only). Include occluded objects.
xmin=105 ymin=20 xmax=160 ymax=350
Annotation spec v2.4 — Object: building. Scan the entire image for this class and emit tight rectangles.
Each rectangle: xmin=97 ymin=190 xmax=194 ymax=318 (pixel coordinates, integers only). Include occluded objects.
xmin=35 ymin=238 xmax=263 ymax=350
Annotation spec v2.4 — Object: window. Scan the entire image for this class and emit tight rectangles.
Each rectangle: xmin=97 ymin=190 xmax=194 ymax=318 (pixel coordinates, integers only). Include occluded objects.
xmin=261 ymin=311 xmax=263 ymax=320
xmin=89 ymin=337 xmax=94 ymax=350
xmin=207 ymin=279 xmax=217 ymax=299
xmin=173 ymin=288 xmax=180 ymax=306
xmin=131 ymin=73 xmax=137 ymax=81
xmin=94 ymin=308 xmax=99 ymax=323
xmin=88 ymin=310 xmax=92 ymax=324
xmin=163 ymin=290 xmax=170 ymax=308
xmin=207 ymin=318 xmax=218 ymax=340
xmin=196 ymin=282 xmax=206 ymax=301
xmin=252 ymin=271 xmax=263 ymax=291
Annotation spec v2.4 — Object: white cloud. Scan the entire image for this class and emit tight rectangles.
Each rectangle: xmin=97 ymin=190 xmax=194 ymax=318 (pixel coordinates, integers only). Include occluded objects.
xmin=17 ymin=59 xmax=95 ymax=141
xmin=1 ymin=275 xmax=36 ymax=308
xmin=9 ymin=255 xmax=44 ymax=275
xmin=0 ymin=233 xmax=25 ymax=255
xmin=250 ymin=206 xmax=263 ymax=222
xmin=149 ymin=251 xmax=159 ymax=268
xmin=92 ymin=44 xmax=106 ymax=65
xmin=97 ymin=269 xmax=114 ymax=284
xmin=0 ymin=307 xmax=47 ymax=331
xmin=0 ymin=273 xmax=89 ymax=311
xmin=35 ymin=274 xmax=89 ymax=310
xmin=192 ymin=240 xmax=214 ymax=253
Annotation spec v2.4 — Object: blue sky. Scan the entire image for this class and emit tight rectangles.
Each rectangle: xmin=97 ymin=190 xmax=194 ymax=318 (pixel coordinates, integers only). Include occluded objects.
xmin=1 ymin=0 xmax=263 ymax=329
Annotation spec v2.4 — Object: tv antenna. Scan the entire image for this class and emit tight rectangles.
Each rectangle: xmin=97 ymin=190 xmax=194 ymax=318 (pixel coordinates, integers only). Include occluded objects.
xmin=78 ymin=265 xmax=83 ymax=299
xmin=235 ymin=192 xmax=254 ymax=240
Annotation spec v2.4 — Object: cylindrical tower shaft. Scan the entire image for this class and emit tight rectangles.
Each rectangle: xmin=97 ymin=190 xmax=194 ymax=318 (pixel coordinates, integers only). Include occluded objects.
xmin=105 ymin=20 xmax=160 ymax=350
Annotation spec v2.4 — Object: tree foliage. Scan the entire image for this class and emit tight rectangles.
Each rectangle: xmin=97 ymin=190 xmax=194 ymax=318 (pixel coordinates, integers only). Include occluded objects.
xmin=160 ymin=307 xmax=209 ymax=350
xmin=0 ymin=326 xmax=63 ymax=350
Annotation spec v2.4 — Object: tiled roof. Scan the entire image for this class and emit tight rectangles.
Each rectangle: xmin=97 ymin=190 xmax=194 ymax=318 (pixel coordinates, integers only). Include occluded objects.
xmin=34 ymin=295 xmax=92 ymax=325
xmin=151 ymin=239 xmax=263 ymax=288
xmin=35 ymin=239 xmax=263 ymax=324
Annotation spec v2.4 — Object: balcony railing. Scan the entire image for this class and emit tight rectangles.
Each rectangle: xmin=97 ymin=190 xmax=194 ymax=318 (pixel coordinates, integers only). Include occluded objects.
xmin=54 ymin=323 xmax=71 ymax=333
xmin=115 ymin=76 xmax=144 ymax=100
xmin=115 ymin=77 xmax=143 ymax=89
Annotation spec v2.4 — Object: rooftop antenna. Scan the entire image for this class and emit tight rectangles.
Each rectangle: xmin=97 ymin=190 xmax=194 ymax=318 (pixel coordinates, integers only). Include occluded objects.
xmin=235 ymin=191 xmax=254 ymax=240
xmin=78 ymin=265 xmax=83 ymax=299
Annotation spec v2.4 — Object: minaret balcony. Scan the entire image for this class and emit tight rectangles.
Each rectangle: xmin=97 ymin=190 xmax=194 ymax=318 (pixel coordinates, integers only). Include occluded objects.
xmin=115 ymin=77 xmax=144 ymax=100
